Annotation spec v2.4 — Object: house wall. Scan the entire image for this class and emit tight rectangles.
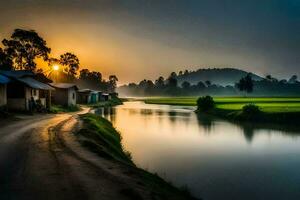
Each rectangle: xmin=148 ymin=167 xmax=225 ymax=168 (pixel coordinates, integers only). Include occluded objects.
xmin=52 ymin=87 xmax=76 ymax=107
xmin=98 ymin=92 xmax=103 ymax=101
xmin=25 ymin=87 xmax=40 ymax=110
xmin=90 ymin=93 xmax=98 ymax=104
xmin=7 ymin=98 xmax=26 ymax=110
xmin=77 ymin=92 xmax=91 ymax=104
xmin=6 ymin=81 xmax=48 ymax=111
xmin=0 ymin=84 xmax=7 ymax=106
xmin=7 ymin=82 xmax=26 ymax=111
xmin=52 ymin=88 xmax=69 ymax=106
xmin=67 ymin=88 xmax=77 ymax=106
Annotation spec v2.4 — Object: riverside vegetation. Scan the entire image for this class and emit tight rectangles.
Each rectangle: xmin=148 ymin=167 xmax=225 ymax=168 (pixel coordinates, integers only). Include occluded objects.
xmin=144 ymin=97 xmax=300 ymax=124
xmin=76 ymin=113 xmax=198 ymax=200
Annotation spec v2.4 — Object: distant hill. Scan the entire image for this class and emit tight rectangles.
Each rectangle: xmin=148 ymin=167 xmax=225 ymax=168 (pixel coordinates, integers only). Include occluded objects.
xmin=176 ymin=68 xmax=263 ymax=86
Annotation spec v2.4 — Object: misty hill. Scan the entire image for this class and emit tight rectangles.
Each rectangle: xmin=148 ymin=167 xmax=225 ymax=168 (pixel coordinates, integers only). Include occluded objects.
xmin=176 ymin=68 xmax=263 ymax=86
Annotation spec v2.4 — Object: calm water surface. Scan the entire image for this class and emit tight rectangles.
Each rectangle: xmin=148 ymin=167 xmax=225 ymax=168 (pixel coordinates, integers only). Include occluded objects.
xmin=99 ymin=101 xmax=300 ymax=200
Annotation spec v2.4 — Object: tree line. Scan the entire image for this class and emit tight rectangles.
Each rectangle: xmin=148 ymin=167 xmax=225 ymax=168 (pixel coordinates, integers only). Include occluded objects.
xmin=118 ymin=71 xmax=300 ymax=96
xmin=0 ymin=29 xmax=118 ymax=92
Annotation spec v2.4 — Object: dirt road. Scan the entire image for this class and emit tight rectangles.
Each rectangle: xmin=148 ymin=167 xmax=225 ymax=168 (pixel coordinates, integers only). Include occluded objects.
xmin=0 ymin=110 xmax=151 ymax=200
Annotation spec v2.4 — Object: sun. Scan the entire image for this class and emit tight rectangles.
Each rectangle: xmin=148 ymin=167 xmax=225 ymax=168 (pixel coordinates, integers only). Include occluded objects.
xmin=53 ymin=65 xmax=60 ymax=71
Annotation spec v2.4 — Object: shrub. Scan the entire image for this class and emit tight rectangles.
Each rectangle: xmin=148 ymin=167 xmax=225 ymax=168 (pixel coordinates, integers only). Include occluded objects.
xmin=197 ymin=96 xmax=215 ymax=112
xmin=241 ymin=104 xmax=262 ymax=119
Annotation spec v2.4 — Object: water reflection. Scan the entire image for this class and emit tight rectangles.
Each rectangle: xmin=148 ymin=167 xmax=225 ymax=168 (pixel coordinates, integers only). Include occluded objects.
xmin=96 ymin=101 xmax=300 ymax=200
xmin=196 ymin=114 xmax=214 ymax=133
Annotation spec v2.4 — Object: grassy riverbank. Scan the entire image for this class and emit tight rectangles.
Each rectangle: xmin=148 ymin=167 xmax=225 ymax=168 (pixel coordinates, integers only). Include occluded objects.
xmin=49 ymin=104 xmax=81 ymax=113
xmin=77 ymin=113 xmax=198 ymax=200
xmin=145 ymin=97 xmax=300 ymax=124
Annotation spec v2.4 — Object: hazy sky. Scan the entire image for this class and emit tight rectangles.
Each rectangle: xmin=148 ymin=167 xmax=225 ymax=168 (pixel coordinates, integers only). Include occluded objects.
xmin=0 ymin=0 xmax=299 ymax=83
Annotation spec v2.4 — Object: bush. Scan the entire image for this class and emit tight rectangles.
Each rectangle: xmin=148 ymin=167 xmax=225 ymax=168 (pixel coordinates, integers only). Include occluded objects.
xmin=241 ymin=104 xmax=262 ymax=119
xmin=197 ymin=96 xmax=215 ymax=112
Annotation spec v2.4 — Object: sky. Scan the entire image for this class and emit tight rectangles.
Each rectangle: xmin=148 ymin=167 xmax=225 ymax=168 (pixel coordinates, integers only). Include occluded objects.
xmin=0 ymin=0 xmax=299 ymax=84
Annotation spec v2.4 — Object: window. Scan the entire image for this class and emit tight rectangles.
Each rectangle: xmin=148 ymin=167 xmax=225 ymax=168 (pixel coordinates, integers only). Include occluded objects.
xmin=72 ymin=92 xmax=75 ymax=100
xmin=32 ymin=89 xmax=37 ymax=96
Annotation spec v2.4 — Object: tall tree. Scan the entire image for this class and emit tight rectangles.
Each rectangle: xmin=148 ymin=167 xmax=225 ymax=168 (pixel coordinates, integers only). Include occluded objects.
xmin=0 ymin=47 xmax=13 ymax=70
xmin=236 ymin=74 xmax=254 ymax=93
xmin=59 ymin=52 xmax=80 ymax=80
xmin=79 ymin=69 xmax=91 ymax=80
xmin=181 ymin=81 xmax=191 ymax=89
xmin=170 ymin=71 xmax=177 ymax=78
xmin=205 ymin=80 xmax=211 ymax=87
xmin=196 ymin=81 xmax=206 ymax=90
xmin=167 ymin=76 xmax=177 ymax=88
xmin=155 ymin=76 xmax=165 ymax=88
xmin=2 ymin=29 xmax=50 ymax=71
xmin=108 ymin=75 xmax=118 ymax=92
xmin=78 ymin=69 xmax=103 ymax=90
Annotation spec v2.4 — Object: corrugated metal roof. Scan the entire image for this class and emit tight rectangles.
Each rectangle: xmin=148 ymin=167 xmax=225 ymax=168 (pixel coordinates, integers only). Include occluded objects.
xmin=50 ymin=83 xmax=78 ymax=90
xmin=78 ymin=89 xmax=92 ymax=93
xmin=17 ymin=77 xmax=55 ymax=90
xmin=0 ymin=70 xmax=34 ymax=78
xmin=0 ymin=74 xmax=10 ymax=84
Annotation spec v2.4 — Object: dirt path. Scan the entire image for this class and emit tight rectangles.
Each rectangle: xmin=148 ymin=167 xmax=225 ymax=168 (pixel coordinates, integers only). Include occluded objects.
xmin=0 ymin=110 xmax=153 ymax=200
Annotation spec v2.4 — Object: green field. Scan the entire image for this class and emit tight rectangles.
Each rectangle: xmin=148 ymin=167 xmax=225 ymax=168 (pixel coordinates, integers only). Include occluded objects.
xmin=144 ymin=97 xmax=300 ymax=113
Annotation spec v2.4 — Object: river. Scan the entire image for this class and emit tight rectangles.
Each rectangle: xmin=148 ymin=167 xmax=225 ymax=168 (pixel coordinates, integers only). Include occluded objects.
xmin=97 ymin=101 xmax=300 ymax=200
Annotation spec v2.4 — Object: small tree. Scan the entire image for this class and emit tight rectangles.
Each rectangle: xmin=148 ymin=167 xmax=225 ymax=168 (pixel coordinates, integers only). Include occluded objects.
xmin=205 ymin=80 xmax=211 ymax=87
xmin=197 ymin=96 xmax=215 ymax=112
xmin=241 ymin=104 xmax=262 ymax=120
xmin=181 ymin=81 xmax=191 ymax=90
xmin=236 ymin=74 xmax=254 ymax=94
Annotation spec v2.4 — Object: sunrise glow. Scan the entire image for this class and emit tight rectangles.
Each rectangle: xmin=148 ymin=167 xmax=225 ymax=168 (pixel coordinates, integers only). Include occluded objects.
xmin=53 ymin=65 xmax=59 ymax=71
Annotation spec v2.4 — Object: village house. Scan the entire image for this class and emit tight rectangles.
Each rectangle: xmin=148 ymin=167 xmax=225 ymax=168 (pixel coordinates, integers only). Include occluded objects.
xmin=77 ymin=89 xmax=92 ymax=104
xmin=90 ymin=91 xmax=100 ymax=104
xmin=77 ymin=89 xmax=110 ymax=104
xmin=50 ymin=83 xmax=78 ymax=107
xmin=97 ymin=91 xmax=103 ymax=102
xmin=102 ymin=93 xmax=110 ymax=101
xmin=0 ymin=71 xmax=54 ymax=111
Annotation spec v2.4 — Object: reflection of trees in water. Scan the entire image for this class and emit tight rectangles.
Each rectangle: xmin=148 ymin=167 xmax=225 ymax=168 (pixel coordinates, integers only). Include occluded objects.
xmin=196 ymin=114 xmax=214 ymax=133
xmin=128 ymin=109 xmax=139 ymax=115
xmin=95 ymin=107 xmax=116 ymax=124
xmin=240 ymin=124 xmax=255 ymax=143
xmin=195 ymin=113 xmax=299 ymax=143
xmin=233 ymin=121 xmax=300 ymax=143
xmin=140 ymin=109 xmax=153 ymax=115
xmin=168 ymin=111 xmax=177 ymax=124
xmin=155 ymin=110 xmax=164 ymax=116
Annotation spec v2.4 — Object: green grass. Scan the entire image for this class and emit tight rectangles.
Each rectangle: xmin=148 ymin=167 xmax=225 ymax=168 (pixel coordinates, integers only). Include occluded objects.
xmin=145 ymin=97 xmax=300 ymax=113
xmin=49 ymin=104 xmax=81 ymax=113
xmin=78 ymin=113 xmax=133 ymax=165
xmin=145 ymin=97 xmax=300 ymax=124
